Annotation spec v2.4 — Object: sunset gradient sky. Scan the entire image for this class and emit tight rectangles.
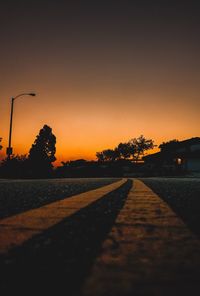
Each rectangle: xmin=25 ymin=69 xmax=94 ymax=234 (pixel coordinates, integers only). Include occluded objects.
xmin=0 ymin=1 xmax=199 ymax=164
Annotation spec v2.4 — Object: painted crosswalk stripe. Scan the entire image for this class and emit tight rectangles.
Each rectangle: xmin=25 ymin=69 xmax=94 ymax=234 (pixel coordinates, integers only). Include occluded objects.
xmin=0 ymin=179 xmax=126 ymax=255
xmin=82 ymin=179 xmax=200 ymax=296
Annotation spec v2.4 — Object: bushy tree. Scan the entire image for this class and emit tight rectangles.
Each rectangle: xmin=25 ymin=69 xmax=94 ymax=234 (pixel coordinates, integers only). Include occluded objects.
xmin=117 ymin=142 xmax=132 ymax=159
xmin=104 ymin=149 xmax=118 ymax=161
xmin=96 ymin=151 xmax=106 ymax=162
xmin=129 ymin=135 xmax=155 ymax=162
xmin=28 ymin=125 xmax=56 ymax=177
xmin=96 ymin=149 xmax=119 ymax=162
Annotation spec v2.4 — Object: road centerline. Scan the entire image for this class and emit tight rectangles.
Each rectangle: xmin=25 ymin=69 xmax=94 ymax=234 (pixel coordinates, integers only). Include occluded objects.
xmin=82 ymin=179 xmax=200 ymax=296
xmin=0 ymin=179 xmax=126 ymax=254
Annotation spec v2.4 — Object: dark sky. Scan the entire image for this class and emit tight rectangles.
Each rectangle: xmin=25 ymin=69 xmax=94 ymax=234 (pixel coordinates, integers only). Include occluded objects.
xmin=0 ymin=0 xmax=200 ymax=161
xmin=1 ymin=1 xmax=200 ymax=71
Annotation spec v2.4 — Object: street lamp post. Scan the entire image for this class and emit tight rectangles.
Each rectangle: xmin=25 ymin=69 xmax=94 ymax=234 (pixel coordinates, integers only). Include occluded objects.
xmin=6 ymin=92 xmax=36 ymax=160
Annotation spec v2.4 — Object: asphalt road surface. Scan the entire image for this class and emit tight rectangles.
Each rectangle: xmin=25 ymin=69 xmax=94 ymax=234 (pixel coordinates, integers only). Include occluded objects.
xmin=0 ymin=177 xmax=200 ymax=296
xmin=0 ymin=178 xmax=131 ymax=295
xmin=141 ymin=177 xmax=200 ymax=237
xmin=0 ymin=178 xmax=119 ymax=219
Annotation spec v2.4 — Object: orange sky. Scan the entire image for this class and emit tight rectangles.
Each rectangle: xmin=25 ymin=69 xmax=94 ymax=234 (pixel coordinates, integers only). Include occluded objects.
xmin=0 ymin=1 xmax=199 ymax=165
xmin=1 ymin=85 xmax=199 ymax=165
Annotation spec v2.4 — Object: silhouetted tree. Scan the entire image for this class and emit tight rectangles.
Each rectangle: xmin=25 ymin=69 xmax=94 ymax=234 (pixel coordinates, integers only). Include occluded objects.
xmin=96 ymin=151 xmax=106 ymax=162
xmin=113 ymin=148 xmax=121 ymax=160
xmin=106 ymin=149 xmax=118 ymax=161
xmin=96 ymin=149 xmax=119 ymax=162
xmin=28 ymin=125 xmax=56 ymax=177
xmin=117 ymin=142 xmax=132 ymax=159
xmin=101 ymin=149 xmax=113 ymax=162
xmin=129 ymin=135 xmax=155 ymax=162
xmin=96 ymin=135 xmax=155 ymax=163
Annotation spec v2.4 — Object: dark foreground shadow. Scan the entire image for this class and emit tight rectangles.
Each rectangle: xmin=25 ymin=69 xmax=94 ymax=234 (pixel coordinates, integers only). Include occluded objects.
xmin=0 ymin=180 xmax=132 ymax=296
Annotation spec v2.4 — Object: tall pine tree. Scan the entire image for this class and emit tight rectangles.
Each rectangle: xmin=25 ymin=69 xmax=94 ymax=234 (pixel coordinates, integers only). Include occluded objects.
xmin=28 ymin=125 xmax=56 ymax=177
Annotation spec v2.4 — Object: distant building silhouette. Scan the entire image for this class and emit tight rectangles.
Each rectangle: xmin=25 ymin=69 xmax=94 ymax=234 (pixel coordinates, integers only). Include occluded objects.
xmin=143 ymin=137 xmax=200 ymax=174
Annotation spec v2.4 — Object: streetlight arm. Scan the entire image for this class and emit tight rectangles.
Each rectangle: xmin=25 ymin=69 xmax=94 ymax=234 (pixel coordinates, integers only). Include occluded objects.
xmin=13 ymin=92 xmax=36 ymax=100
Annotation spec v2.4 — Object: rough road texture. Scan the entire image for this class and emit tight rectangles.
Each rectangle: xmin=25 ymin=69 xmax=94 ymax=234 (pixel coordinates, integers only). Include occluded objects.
xmin=0 ymin=180 xmax=132 ymax=295
xmin=0 ymin=179 xmax=126 ymax=254
xmin=82 ymin=179 xmax=200 ymax=296
xmin=141 ymin=177 xmax=200 ymax=237
xmin=0 ymin=178 xmax=119 ymax=219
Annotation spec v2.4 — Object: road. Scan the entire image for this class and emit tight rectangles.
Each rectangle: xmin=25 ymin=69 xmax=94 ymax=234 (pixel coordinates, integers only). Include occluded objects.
xmin=141 ymin=177 xmax=200 ymax=237
xmin=0 ymin=177 xmax=200 ymax=296
xmin=0 ymin=178 xmax=119 ymax=219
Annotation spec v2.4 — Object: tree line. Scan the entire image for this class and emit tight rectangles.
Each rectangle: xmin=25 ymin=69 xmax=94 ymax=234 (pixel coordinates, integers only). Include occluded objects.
xmin=96 ymin=135 xmax=155 ymax=162
xmin=0 ymin=126 xmax=157 ymax=178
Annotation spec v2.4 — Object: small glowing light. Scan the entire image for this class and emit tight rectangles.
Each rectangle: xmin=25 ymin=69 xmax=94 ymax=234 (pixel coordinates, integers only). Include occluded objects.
xmin=177 ymin=158 xmax=182 ymax=165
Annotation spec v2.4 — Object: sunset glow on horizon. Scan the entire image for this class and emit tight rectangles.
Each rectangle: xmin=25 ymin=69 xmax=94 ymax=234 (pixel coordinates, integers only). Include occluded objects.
xmin=0 ymin=1 xmax=199 ymax=165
